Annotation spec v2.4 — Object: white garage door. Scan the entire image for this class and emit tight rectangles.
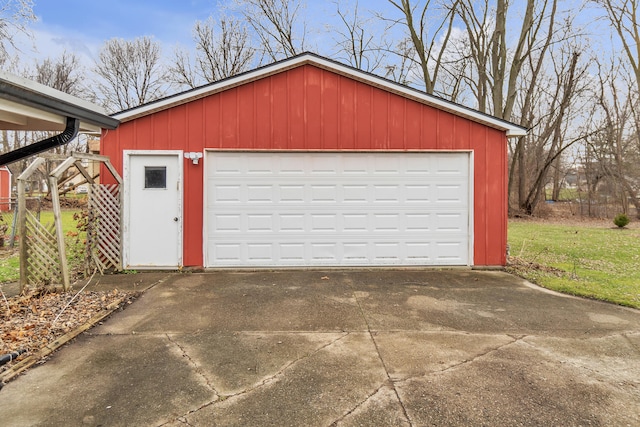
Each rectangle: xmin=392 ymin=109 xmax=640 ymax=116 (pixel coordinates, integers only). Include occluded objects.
xmin=205 ymin=152 xmax=471 ymax=267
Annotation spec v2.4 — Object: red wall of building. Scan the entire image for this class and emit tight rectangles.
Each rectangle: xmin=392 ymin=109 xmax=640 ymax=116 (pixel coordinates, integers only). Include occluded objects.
xmin=102 ymin=64 xmax=508 ymax=267
xmin=0 ymin=167 xmax=12 ymax=212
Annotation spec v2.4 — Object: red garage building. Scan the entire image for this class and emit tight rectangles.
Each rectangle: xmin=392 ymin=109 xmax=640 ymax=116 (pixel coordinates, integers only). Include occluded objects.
xmin=102 ymin=53 xmax=526 ymax=270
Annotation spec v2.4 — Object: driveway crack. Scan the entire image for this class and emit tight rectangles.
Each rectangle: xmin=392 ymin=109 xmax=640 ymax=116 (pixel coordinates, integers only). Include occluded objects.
xmin=216 ymin=332 xmax=351 ymax=403
xmin=393 ymin=334 xmax=527 ymax=386
xmin=165 ymin=334 xmax=219 ymax=395
xmin=436 ymin=334 xmax=526 ymax=375
xmin=328 ymin=381 xmax=411 ymax=426
xmin=352 ymin=291 xmax=413 ymax=426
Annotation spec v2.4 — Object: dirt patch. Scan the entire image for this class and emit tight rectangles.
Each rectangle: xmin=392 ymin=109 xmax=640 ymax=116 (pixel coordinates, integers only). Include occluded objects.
xmin=506 ymin=256 xmax=565 ymax=277
xmin=0 ymin=287 xmax=137 ymax=377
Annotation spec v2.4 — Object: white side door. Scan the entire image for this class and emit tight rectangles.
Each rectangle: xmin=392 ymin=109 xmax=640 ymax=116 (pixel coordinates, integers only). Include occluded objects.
xmin=125 ymin=152 xmax=182 ymax=268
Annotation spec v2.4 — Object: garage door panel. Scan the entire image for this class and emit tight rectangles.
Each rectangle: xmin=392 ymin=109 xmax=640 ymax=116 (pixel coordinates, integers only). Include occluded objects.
xmin=405 ymin=184 xmax=431 ymax=203
xmin=281 ymin=243 xmax=305 ymax=261
xmin=435 ymin=154 xmax=470 ymax=175
xmin=373 ymin=185 xmax=400 ymax=202
xmin=311 ymin=185 xmax=337 ymax=202
xmin=435 ymin=183 xmax=468 ymax=204
xmin=280 ymin=213 xmax=305 ymax=231
xmin=406 ymin=242 xmax=431 ymax=262
xmin=311 ymin=214 xmax=337 ymax=232
xmin=311 ymin=156 xmax=337 ymax=174
xmin=343 ymin=242 xmax=368 ymax=260
xmin=248 ymin=185 xmax=273 ymax=202
xmin=280 ymin=185 xmax=305 ymax=202
xmin=214 ymin=214 xmax=242 ymax=232
xmin=279 ymin=156 xmax=305 ymax=174
xmin=374 ymin=157 xmax=399 ymax=173
xmin=247 ymin=243 xmax=273 ymax=261
xmin=213 ymin=185 xmax=241 ymax=203
xmin=405 ymin=157 xmax=431 ymax=174
xmin=214 ymin=243 xmax=242 ymax=262
xmin=311 ymin=242 xmax=339 ymax=261
xmin=373 ymin=242 xmax=401 ymax=260
xmin=206 ymin=152 xmax=470 ymax=267
xmin=373 ymin=213 xmax=400 ymax=231
xmin=435 ymin=241 xmax=466 ymax=263
xmin=435 ymin=212 xmax=466 ymax=232
xmin=406 ymin=213 xmax=431 ymax=231
xmin=247 ymin=214 xmax=273 ymax=231
xmin=343 ymin=185 xmax=368 ymax=202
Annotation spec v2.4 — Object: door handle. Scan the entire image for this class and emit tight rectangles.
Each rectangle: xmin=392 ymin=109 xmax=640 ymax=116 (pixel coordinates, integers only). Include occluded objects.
xmin=173 ymin=217 xmax=179 ymax=222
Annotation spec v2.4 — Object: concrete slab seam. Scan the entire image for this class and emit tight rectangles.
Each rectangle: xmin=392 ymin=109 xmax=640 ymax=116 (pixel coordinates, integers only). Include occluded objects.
xmin=165 ymin=333 xmax=219 ymax=395
xmin=350 ymin=290 xmax=414 ymax=426
xmin=146 ymin=273 xmax=178 ymax=291
xmin=166 ymin=331 xmax=352 ymax=423
xmin=393 ymin=334 xmax=526 ymax=386
xmin=327 ymin=381 xmax=395 ymax=427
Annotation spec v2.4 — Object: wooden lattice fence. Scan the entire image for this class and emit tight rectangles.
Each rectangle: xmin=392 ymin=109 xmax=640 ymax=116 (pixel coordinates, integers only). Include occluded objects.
xmin=23 ymin=210 xmax=61 ymax=285
xmin=18 ymin=153 xmax=123 ymax=292
xmin=86 ymin=184 xmax=122 ymax=273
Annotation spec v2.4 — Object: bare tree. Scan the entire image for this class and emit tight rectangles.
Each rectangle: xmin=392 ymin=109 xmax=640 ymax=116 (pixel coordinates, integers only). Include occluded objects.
xmin=515 ymin=49 xmax=589 ymax=214
xmin=584 ymin=60 xmax=640 ymax=217
xmin=383 ymin=0 xmax=459 ymax=94
xmin=170 ymin=16 xmax=255 ymax=89
xmin=30 ymin=52 xmax=91 ymax=154
xmin=591 ymin=0 xmax=640 ymax=216
xmin=234 ymin=0 xmax=307 ymax=62
xmin=0 ymin=0 xmax=35 ymax=69
xmin=30 ymin=51 xmax=86 ymax=98
xmin=453 ymin=0 xmax=592 ymax=214
xmin=93 ymin=37 xmax=168 ymax=112
xmin=331 ymin=0 xmax=387 ymax=73
xmin=383 ymin=38 xmax=416 ymax=85
xmin=597 ymin=0 xmax=640 ymax=91
xmin=457 ymin=0 xmax=560 ymax=120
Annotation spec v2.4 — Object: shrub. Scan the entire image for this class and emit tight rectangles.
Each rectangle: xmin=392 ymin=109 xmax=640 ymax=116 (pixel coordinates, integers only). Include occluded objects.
xmin=613 ymin=213 xmax=630 ymax=228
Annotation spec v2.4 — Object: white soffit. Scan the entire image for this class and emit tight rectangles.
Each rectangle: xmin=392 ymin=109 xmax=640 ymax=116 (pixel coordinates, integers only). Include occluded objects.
xmin=0 ymin=71 xmax=118 ymax=133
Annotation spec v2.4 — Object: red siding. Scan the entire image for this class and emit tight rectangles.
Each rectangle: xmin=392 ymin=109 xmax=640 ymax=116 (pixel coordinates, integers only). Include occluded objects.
xmin=0 ymin=167 xmax=11 ymax=212
xmin=102 ymin=64 xmax=508 ymax=267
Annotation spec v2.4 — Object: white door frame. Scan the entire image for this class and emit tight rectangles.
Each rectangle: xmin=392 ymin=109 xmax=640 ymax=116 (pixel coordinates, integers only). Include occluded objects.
xmin=123 ymin=150 xmax=183 ymax=269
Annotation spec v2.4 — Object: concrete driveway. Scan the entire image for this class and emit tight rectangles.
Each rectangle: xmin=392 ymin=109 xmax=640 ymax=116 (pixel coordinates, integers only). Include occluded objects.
xmin=0 ymin=270 xmax=639 ymax=426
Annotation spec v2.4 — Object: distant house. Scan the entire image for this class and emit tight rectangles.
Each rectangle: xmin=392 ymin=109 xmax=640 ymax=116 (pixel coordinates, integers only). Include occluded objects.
xmin=0 ymin=166 xmax=11 ymax=212
xmin=101 ymin=53 xmax=526 ymax=270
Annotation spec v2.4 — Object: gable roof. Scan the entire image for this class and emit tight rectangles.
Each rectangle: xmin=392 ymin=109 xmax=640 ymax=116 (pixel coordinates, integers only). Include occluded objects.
xmin=113 ymin=52 xmax=527 ymax=137
xmin=0 ymin=71 xmax=119 ymax=133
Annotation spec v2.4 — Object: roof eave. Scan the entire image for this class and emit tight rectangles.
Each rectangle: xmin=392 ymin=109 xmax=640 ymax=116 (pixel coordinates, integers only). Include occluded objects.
xmin=113 ymin=53 xmax=527 ymax=136
xmin=0 ymin=71 xmax=119 ymax=131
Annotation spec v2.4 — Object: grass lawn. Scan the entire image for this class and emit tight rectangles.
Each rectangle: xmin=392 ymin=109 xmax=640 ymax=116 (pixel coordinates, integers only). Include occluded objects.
xmin=508 ymin=219 xmax=640 ymax=309
xmin=0 ymin=210 xmax=82 ymax=284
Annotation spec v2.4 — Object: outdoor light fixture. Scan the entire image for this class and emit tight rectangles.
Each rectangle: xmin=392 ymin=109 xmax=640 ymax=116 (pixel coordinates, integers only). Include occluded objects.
xmin=184 ymin=152 xmax=203 ymax=165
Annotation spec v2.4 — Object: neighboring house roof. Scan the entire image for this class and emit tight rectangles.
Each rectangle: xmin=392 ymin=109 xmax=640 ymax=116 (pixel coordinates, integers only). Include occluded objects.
xmin=114 ymin=52 xmax=527 ymax=137
xmin=0 ymin=71 xmax=119 ymax=133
